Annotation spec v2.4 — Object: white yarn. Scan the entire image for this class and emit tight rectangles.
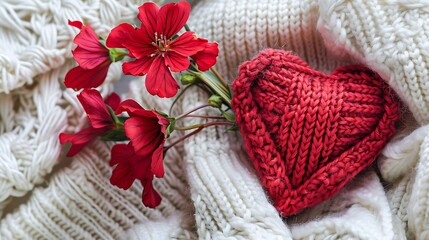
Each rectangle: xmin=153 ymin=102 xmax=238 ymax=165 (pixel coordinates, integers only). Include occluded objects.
xmin=2 ymin=0 xmax=428 ymax=239
xmin=187 ymin=0 xmax=351 ymax=82
xmin=318 ymin=0 xmax=429 ymax=124
xmin=127 ymin=214 xmax=193 ymax=240
xmin=379 ymin=125 xmax=429 ymax=182
xmin=319 ymin=1 xmax=429 ymax=238
xmin=0 ymin=0 xmax=163 ymax=227
xmin=408 ymin=133 xmax=429 ymax=239
xmin=290 ymin=170 xmax=394 ymax=240
xmin=379 ymin=126 xmax=429 ymax=239
xmin=177 ymin=88 xmax=292 ymax=240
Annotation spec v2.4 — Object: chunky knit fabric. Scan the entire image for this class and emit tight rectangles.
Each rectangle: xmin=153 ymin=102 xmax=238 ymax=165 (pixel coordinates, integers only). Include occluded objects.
xmin=0 ymin=0 xmax=150 ymax=217
xmin=318 ymin=0 xmax=429 ymax=238
xmin=1 ymin=0 xmax=428 ymax=239
xmin=318 ymin=0 xmax=429 ymax=125
xmin=232 ymin=49 xmax=400 ymax=216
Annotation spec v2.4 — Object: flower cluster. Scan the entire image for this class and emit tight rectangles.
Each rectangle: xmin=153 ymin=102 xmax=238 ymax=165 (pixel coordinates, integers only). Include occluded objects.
xmin=60 ymin=1 xmax=234 ymax=207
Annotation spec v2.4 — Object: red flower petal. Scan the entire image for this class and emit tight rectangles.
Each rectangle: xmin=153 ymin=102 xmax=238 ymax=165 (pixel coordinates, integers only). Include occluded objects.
xmin=157 ymin=115 xmax=170 ymax=128
xmin=124 ymin=117 xmax=164 ymax=155
xmin=137 ymin=2 xmax=159 ymax=42
xmin=191 ymin=42 xmax=219 ymax=71
xmin=156 ymin=1 xmax=191 ymax=39
xmin=170 ymin=31 xmax=207 ymax=56
xmin=145 ymin=57 xmax=179 ymax=98
xmin=78 ymin=89 xmax=114 ymax=129
xmin=68 ymin=20 xmax=83 ymax=29
xmin=151 ymin=143 xmax=165 ymax=178
xmin=105 ymin=92 xmax=121 ymax=111
xmin=110 ymin=144 xmax=153 ymax=186
xmin=106 ymin=23 xmax=136 ymax=49
xmin=114 ymin=99 xmax=143 ymax=115
xmin=59 ymin=127 xmax=107 ymax=157
xmin=64 ymin=60 xmax=110 ymax=89
xmin=110 ymin=153 xmax=136 ymax=189
xmin=73 ymin=24 xmax=106 ymax=54
xmin=110 ymin=144 xmax=132 ymax=166
xmin=141 ymin=179 xmax=162 ymax=208
xmin=72 ymin=46 xmax=109 ymax=70
xmin=122 ymin=28 xmax=157 ymax=59
xmin=122 ymin=56 xmax=155 ymax=76
xmin=164 ymin=51 xmax=190 ymax=72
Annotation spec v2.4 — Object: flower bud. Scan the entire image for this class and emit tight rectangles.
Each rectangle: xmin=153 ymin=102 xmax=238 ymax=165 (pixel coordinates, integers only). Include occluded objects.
xmin=180 ymin=73 xmax=198 ymax=85
xmin=208 ymin=94 xmax=222 ymax=108
xmin=109 ymin=48 xmax=128 ymax=62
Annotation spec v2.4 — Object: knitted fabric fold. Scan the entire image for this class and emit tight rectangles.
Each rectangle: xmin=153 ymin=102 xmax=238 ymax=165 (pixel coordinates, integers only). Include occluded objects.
xmin=187 ymin=0 xmax=351 ymax=81
xmin=179 ymin=88 xmax=292 ymax=239
xmin=379 ymin=125 xmax=429 ymax=239
xmin=318 ymin=0 xmax=429 ymax=238
xmin=290 ymin=170 xmax=395 ymax=240
xmin=0 ymin=0 xmax=156 ymax=217
xmin=1 ymin=79 xmax=195 ymax=239
xmin=2 ymin=0 xmax=427 ymax=239
xmin=318 ymin=0 xmax=429 ymax=125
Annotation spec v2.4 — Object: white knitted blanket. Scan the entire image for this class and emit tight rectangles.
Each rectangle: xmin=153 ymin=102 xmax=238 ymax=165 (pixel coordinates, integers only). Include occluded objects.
xmin=1 ymin=0 xmax=428 ymax=239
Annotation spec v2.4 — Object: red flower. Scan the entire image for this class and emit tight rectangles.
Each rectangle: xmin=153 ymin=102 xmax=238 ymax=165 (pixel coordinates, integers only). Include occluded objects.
xmin=106 ymin=1 xmax=210 ymax=98
xmin=191 ymin=42 xmax=219 ymax=71
xmin=59 ymin=89 xmax=120 ymax=157
xmin=109 ymin=143 xmax=161 ymax=208
xmin=115 ymin=99 xmax=169 ymax=178
xmin=65 ymin=20 xmax=112 ymax=89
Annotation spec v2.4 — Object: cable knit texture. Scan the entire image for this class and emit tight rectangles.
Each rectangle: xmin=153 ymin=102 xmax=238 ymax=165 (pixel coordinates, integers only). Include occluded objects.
xmin=232 ymin=49 xmax=400 ymax=216
xmin=1 ymin=0 xmax=428 ymax=239
xmin=318 ymin=0 xmax=429 ymax=238
xmin=0 ymin=0 xmax=196 ymax=238
xmin=318 ymin=0 xmax=429 ymax=125
xmin=0 ymin=0 xmax=154 ymax=217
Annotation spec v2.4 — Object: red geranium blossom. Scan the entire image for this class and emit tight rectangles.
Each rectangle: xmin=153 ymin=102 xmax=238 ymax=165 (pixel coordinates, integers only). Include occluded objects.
xmin=59 ymin=89 xmax=120 ymax=157
xmin=110 ymin=143 xmax=161 ymax=208
xmin=115 ymin=99 xmax=169 ymax=178
xmin=191 ymin=42 xmax=219 ymax=71
xmin=65 ymin=20 xmax=112 ymax=89
xmin=106 ymin=1 xmax=214 ymax=98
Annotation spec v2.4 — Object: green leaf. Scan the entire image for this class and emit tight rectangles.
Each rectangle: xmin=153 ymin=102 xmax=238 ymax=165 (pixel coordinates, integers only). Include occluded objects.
xmin=100 ymin=127 xmax=128 ymax=141
xmin=155 ymin=110 xmax=169 ymax=118
xmin=227 ymin=122 xmax=239 ymax=132
xmin=117 ymin=116 xmax=128 ymax=124
xmin=222 ymin=110 xmax=236 ymax=122
xmin=166 ymin=121 xmax=176 ymax=136
xmin=107 ymin=105 xmax=122 ymax=126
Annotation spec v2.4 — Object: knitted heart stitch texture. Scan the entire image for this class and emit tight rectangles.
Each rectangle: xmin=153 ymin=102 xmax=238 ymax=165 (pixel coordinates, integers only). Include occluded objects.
xmin=231 ymin=49 xmax=401 ymax=216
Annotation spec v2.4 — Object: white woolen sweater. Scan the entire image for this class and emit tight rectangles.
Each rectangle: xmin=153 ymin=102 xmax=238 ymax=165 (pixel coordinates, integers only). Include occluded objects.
xmin=1 ymin=0 xmax=428 ymax=239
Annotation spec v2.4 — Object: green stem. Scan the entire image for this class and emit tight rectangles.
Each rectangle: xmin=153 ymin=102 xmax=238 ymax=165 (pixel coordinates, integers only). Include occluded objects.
xmin=184 ymin=24 xmax=191 ymax=32
xmin=210 ymin=67 xmax=229 ymax=89
xmin=190 ymin=65 xmax=232 ymax=107
xmin=107 ymin=106 xmax=123 ymax=127
xmin=169 ymin=84 xmax=194 ymax=116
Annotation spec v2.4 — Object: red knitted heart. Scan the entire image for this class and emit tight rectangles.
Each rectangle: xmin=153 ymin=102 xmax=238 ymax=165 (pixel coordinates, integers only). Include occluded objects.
xmin=231 ymin=49 xmax=400 ymax=216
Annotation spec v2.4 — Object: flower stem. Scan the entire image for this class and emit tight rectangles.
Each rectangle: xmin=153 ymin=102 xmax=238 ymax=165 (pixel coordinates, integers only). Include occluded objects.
xmin=175 ymin=104 xmax=211 ymax=120
xmin=184 ymin=114 xmax=226 ymax=120
xmin=174 ymin=121 xmax=233 ymax=131
xmin=164 ymin=127 xmax=203 ymax=152
xmin=169 ymin=84 xmax=194 ymax=116
xmin=210 ymin=67 xmax=229 ymax=90
xmin=184 ymin=24 xmax=191 ymax=32
xmin=163 ymin=121 xmax=234 ymax=153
